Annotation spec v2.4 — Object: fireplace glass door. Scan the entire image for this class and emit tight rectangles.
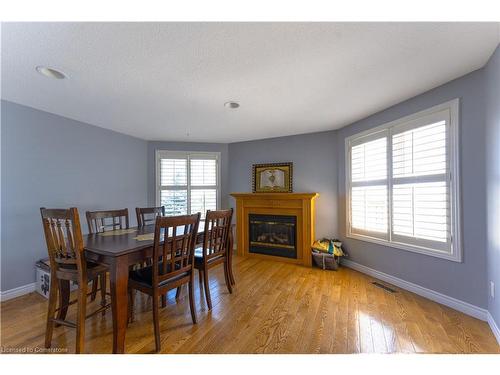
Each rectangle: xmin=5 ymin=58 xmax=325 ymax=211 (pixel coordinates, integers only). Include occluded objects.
xmin=248 ymin=214 xmax=297 ymax=258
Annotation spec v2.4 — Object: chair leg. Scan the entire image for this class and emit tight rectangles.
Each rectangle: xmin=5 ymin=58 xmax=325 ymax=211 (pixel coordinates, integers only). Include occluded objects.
xmin=152 ymin=290 xmax=161 ymax=353
xmin=198 ymin=268 xmax=203 ymax=285
xmin=128 ymin=288 xmax=135 ymax=324
xmin=228 ymin=251 xmax=236 ymax=286
xmin=44 ymin=276 xmax=58 ymax=348
xmin=229 ymin=264 xmax=235 ymax=286
xmin=203 ymin=266 xmax=212 ymax=310
xmin=56 ymin=279 xmax=70 ymax=326
xmin=228 ymin=232 xmax=236 ymax=286
xmin=175 ymin=286 xmax=182 ymax=300
xmin=188 ymin=276 xmax=197 ymax=324
xmin=161 ymin=293 xmax=167 ymax=308
xmin=90 ymin=278 xmax=98 ymax=301
xmin=223 ymin=261 xmax=233 ymax=294
xmin=75 ymin=281 xmax=87 ymax=354
xmin=99 ymin=272 xmax=107 ymax=316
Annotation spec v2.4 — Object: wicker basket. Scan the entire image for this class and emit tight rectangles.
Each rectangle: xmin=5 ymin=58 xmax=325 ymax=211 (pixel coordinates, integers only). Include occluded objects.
xmin=311 ymin=251 xmax=340 ymax=270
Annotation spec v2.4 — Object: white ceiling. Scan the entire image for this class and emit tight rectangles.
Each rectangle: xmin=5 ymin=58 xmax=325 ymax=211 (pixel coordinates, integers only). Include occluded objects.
xmin=1 ymin=22 xmax=499 ymax=143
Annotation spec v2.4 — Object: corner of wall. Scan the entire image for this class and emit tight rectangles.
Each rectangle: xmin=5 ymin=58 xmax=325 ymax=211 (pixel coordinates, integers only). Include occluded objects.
xmin=485 ymin=43 xmax=500 ymax=335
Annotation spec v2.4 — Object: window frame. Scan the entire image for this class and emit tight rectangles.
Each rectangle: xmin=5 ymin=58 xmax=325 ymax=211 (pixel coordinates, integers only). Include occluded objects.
xmin=155 ymin=150 xmax=221 ymax=216
xmin=345 ymin=98 xmax=461 ymax=262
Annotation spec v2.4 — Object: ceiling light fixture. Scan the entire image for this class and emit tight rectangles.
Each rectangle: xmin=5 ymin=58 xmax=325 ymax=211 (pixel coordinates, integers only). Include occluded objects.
xmin=36 ymin=66 xmax=67 ymax=79
xmin=224 ymin=101 xmax=240 ymax=109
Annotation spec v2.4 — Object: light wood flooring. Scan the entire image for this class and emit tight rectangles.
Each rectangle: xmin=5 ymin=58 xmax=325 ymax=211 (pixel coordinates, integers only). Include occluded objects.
xmin=1 ymin=255 xmax=499 ymax=354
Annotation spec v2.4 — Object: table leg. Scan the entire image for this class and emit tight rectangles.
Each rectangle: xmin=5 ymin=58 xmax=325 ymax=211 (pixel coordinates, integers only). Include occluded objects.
xmin=110 ymin=256 xmax=129 ymax=354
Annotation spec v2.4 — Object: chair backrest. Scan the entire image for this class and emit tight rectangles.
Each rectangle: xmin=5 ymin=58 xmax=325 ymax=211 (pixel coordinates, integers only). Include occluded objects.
xmin=152 ymin=213 xmax=201 ymax=287
xmin=86 ymin=208 xmax=129 ymax=234
xmin=40 ymin=207 xmax=86 ymax=276
xmin=201 ymin=209 xmax=233 ymax=262
xmin=136 ymin=206 xmax=165 ymax=227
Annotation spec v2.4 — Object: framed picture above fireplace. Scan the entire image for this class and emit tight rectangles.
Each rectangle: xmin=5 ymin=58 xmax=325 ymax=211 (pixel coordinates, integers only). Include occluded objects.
xmin=252 ymin=162 xmax=293 ymax=193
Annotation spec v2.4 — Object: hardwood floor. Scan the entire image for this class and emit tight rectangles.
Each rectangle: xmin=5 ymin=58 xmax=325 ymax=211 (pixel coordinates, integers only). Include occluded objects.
xmin=1 ymin=255 xmax=499 ymax=354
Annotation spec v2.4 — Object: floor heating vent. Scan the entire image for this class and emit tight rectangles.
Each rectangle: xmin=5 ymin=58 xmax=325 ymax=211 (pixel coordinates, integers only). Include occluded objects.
xmin=372 ymin=281 xmax=397 ymax=293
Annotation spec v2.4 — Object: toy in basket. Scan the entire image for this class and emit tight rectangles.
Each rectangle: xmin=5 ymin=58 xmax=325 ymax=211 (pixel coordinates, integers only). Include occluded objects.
xmin=311 ymin=238 xmax=347 ymax=270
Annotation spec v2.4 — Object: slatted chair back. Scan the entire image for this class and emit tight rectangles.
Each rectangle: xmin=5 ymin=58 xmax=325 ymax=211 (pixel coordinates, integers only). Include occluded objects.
xmin=201 ymin=209 xmax=233 ymax=262
xmin=86 ymin=208 xmax=129 ymax=234
xmin=136 ymin=206 xmax=165 ymax=227
xmin=152 ymin=213 xmax=200 ymax=286
xmin=40 ymin=207 xmax=86 ymax=277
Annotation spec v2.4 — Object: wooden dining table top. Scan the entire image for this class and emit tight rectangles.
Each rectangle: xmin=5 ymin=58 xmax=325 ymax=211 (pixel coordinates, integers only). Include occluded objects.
xmin=84 ymin=223 xmax=206 ymax=257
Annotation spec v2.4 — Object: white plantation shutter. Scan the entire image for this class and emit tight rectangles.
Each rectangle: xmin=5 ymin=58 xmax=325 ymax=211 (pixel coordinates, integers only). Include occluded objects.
xmin=157 ymin=151 xmax=220 ymax=218
xmin=160 ymin=159 xmax=187 ymax=186
xmin=159 ymin=155 xmax=188 ymax=216
xmin=392 ymin=121 xmax=447 ymax=178
xmin=392 ymin=182 xmax=448 ymax=246
xmin=350 ymin=135 xmax=389 ymax=239
xmin=190 ymin=189 xmax=217 ymax=218
xmin=391 ymin=120 xmax=450 ymax=250
xmin=346 ymin=100 xmax=460 ymax=261
xmin=161 ymin=189 xmax=188 ymax=216
xmin=351 ymin=137 xmax=387 ymax=182
xmin=190 ymin=159 xmax=217 ymax=186
xmin=351 ymin=185 xmax=388 ymax=234
xmin=190 ymin=156 xmax=218 ymax=219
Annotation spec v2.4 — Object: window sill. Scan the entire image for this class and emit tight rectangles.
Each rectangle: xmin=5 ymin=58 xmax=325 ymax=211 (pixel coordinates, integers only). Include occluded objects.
xmin=345 ymin=232 xmax=462 ymax=262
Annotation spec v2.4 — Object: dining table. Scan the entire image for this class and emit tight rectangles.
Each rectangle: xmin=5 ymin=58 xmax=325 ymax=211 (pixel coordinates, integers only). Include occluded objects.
xmin=78 ymin=222 xmax=234 ymax=354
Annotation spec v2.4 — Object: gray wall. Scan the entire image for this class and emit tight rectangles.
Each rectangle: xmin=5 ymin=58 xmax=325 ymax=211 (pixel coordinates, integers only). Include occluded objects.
xmin=147 ymin=141 xmax=229 ymax=209
xmin=336 ymin=69 xmax=488 ymax=308
xmin=485 ymin=45 xmax=500 ymax=324
xmin=228 ymin=131 xmax=338 ymax=238
xmin=1 ymin=101 xmax=148 ymax=292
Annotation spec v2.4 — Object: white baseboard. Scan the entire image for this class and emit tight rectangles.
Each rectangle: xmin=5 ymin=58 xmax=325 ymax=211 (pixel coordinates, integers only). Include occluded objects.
xmin=487 ymin=312 xmax=500 ymax=345
xmin=0 ymin=282 xmax=36 ymax=302
xmin=341 ymin=259 xmax=489 ymax=321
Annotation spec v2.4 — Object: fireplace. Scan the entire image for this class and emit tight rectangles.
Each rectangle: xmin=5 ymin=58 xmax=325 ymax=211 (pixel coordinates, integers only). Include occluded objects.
xmin=249 ymin=214 xmax=297 ymax=259
xmin=231 ymin=192 xmax=318 ymax=266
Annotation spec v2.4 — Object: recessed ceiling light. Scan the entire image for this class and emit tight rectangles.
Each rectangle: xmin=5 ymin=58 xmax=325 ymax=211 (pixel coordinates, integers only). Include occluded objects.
xmin=36 ymin=66 xmax=67 ymax=79
xmin=224 ymin=101 xmax=240 ymax=109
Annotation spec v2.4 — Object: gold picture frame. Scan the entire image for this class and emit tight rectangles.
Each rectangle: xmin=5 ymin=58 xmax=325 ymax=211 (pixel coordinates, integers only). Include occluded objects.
xmin=252 ymin=162 xmax=293 ymax=193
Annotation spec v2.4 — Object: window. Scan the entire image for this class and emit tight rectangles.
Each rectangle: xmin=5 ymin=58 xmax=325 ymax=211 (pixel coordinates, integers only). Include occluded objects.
xmin=156 ymin=151 xmax=220 ymax=219
xmin=346 ymin=99 xmax=461 ymax=261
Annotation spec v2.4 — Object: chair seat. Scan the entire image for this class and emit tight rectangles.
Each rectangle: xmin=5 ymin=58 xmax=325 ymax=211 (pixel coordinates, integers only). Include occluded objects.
xmin=55 ymin=261 xmax=108 ymax=281
xmin=129 ymin=262 xmax=188 ymax=288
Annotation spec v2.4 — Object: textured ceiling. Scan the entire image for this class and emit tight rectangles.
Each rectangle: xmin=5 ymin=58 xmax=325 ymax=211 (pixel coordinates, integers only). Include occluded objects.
xmin=1 ymin=22 xmax=499 ymax=142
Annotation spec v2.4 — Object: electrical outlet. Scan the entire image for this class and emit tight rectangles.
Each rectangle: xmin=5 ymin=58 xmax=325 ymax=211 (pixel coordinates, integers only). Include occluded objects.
xmin=490 ymin=281 xmax=495 ymax=299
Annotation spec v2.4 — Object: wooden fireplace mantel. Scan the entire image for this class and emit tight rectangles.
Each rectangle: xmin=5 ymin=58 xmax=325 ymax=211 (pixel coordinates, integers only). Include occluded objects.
xmin=230 ymin=192 xmax=319 ymax=266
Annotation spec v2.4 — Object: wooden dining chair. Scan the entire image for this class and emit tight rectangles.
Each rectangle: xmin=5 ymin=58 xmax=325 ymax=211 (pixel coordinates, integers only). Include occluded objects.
xmin=136 ymin=206 xmax=165 ymax=227
xmin=85 ymin=208 xmax=129 ymax=234
xmin=128 ymin=213 xmax=201 ymax=352
xmin=40 ymin=207 xmax=110 ymax=354
xmin=85 ymin=208 xmax=129 ymax=299
xmin=194 ymin=209 xmax=233 ymax=310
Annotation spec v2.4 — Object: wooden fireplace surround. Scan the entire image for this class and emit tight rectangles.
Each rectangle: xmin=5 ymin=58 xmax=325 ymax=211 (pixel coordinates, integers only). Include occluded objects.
xmin=230 ymin=193 xmax=319 ymax=267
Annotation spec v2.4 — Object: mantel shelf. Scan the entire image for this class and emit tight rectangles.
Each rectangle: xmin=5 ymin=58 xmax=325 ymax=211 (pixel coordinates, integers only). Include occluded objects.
xmin=230 ymin=192 xmax=319 ymax=200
